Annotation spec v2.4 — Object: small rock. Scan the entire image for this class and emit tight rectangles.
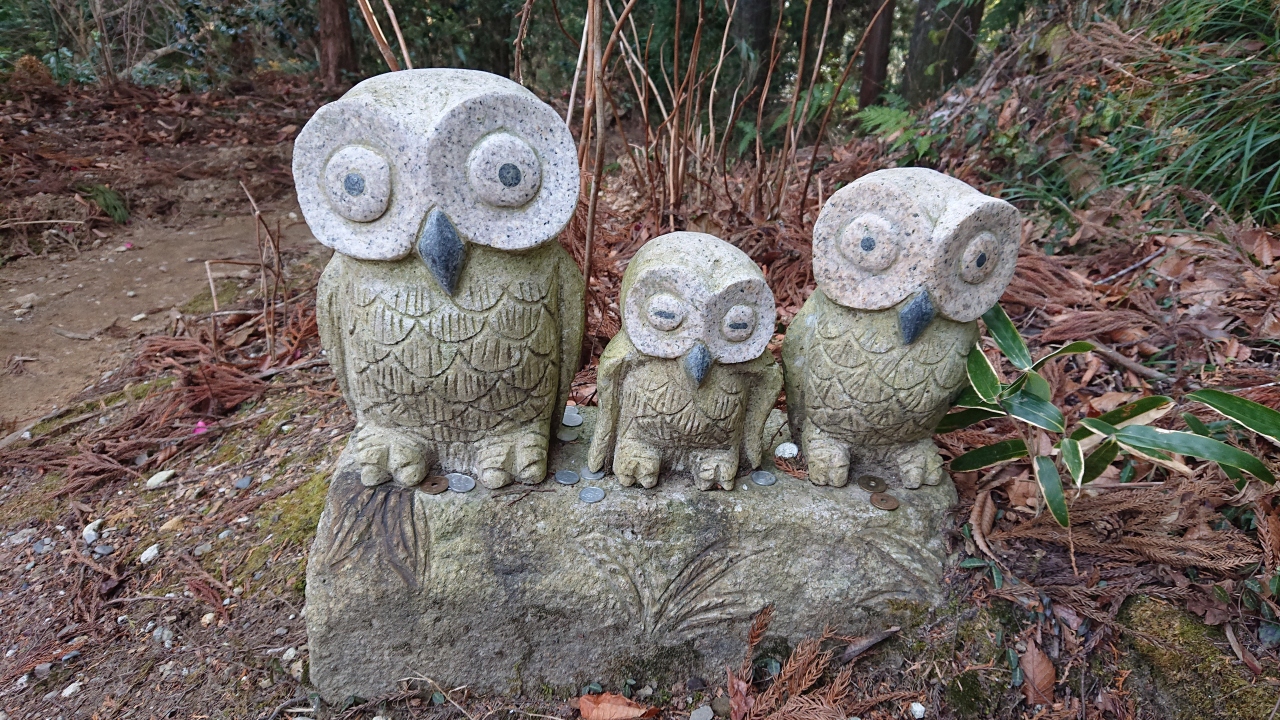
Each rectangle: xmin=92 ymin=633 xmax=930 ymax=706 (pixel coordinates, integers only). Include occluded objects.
xmin=61 ymin=650 xmax=80 ymax=663
xmin=32 ymin=538 xmax=53 ymax=555
xmin=289 ymin=659 xmax=305 ymax=681
xmin=687 ymin=676 xmax=707 ymax=691
xmin=82 ymin=519 xmax=104 ymax=545
xmin=910 ymin=702 xmax=926 ymax=719
xmin=201 ymin=612 xmax=216 ymax=627
xmin=15 ymin=293 xmax=37 ymax=308
xmin=138 ymin=544 xmax=160 ymax=565
xmin=217 ymin=529 xmax=233 ymax=540
xmin=61 ymin=681 xmax=82 ymax=698
xmin=152 ymin=627 xmax=174 ymax=645
xmin=274 ymin=627 xmax=287 ymax=637
xmin=33 ymin=663 xmax=51 ymax=679
xmin=130 ymin=313 xmax=147 ymax=322
xmin=635 ymin=685 xmax=653 ymax=700
xmin=126 ymin=291 xmax=137 ymax=297
xmin=774 ymin=442 xmax=799 ymax=459
xmin=233 ymin=476 xmax=252 ymax=490
xmin=159 ymin=517 xmax=183 ymax=532
xmin=93 ymin=544 xmax=115 ymax=557
xmin=711 ymin=696 xmax=731 ymax=718
xmin=690 ymin=706 xmax=714 ymax=720
xmin=146 ymin=470 xmax=176 ymax=489
xmin=6 ymin=528 xmax=36 ymax=545
xmin=192 ymin=542 xmax=213 ymax=557
xmin=282 ymin=647 xmax=297 ymax=662
xmin=12 ymin=308 xmax=29 ymax=317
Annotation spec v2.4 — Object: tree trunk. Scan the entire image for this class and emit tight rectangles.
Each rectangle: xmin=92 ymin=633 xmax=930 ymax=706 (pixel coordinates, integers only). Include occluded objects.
xmin=858 ymin=0 xmax=896 ymax=108
xmin=472 ymin=4 xmax=515 ymax=77
xmin=319 ymin=0 xmax=359 ymax=89
xmin=902 ymin=0 xmax=985 ymax=105
xmin=731 ymin=0 xmax=773 ymax=95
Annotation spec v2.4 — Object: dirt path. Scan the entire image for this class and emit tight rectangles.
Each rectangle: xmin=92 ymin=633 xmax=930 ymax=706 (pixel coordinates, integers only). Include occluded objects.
xmin=1 ymin=205 xmax=317 ymax=425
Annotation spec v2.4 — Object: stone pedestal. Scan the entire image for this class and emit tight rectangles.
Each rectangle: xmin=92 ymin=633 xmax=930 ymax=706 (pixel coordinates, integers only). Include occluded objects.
xmin=305 ymin=410 xmax=956 ymax=702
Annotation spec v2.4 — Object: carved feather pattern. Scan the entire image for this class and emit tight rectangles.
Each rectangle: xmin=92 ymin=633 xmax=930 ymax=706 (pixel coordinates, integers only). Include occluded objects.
xmin=317 ymin=469 xmax=430 ymax=588
xmin=796 ymin=291 xmax=976 ymax=446
xmin=319 ymin=246 xmax=567 ymax=441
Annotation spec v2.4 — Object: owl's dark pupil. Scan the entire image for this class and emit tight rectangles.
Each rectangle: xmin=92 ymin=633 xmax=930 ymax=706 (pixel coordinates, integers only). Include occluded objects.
xmin=728 ymin=322 xmax=749 ymax=330
xmin=344 ymin=173 xmax=365 ymax=196
xmin=653 ymin=310 xmax=676 ymax=320
xmin=861 ymin=236 xmax=876 ymax=252
xmin=498 ymin=163 xmax=522 ymax=188
xmin=976 ymin=252 xmax=988 ymax=268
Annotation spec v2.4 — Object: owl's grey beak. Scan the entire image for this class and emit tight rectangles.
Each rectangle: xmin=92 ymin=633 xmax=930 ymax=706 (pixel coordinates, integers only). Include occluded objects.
xmin=683 ymin=341 xmax=713 ymax=386
xmin=899 ymin=289 xmax=936 ymax=345
xmin=417 ymin=209 xmax=466 ymax=295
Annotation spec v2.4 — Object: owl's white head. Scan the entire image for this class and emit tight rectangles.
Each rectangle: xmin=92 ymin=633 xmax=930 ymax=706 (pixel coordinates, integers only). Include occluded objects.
xmin=293 ymin=69 xmax=579 ymax=293
xmin=813 ymin=168 xmax=1019 ymax=342
xmin=620 ymin=232 xmax=775 ymax=385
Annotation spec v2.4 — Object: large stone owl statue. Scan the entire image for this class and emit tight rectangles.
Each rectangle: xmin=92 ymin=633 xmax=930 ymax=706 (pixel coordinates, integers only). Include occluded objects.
xmin=588 ymin=233 xmax=782 ymax=490
xmin=782 ymin=168 xmax=1019 ymax=489
xmin=294 ymin=69 xmax=584 ymax=490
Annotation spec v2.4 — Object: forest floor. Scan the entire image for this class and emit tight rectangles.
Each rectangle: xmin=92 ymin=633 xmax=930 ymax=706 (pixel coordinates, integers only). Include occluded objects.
xmin=2 ymin=54 xmax=1280 ymax=720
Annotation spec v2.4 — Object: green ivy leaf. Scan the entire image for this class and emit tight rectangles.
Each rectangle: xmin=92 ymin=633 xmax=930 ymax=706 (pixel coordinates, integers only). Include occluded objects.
xmin=1188 ymin=388 xmax=1280 ymax=447
xmin=981 ymin=304 xmax=1034 ymax=370
xmin=1115 ymin=425 xmax=1275 ymax=484
xmin=951 ymin=439 xmax=1030 ymax=471
xmin=1002 ymin=390 xmax=1066 ymax=433
xmin=1033 ymin=456 xmax=1070 ymax=527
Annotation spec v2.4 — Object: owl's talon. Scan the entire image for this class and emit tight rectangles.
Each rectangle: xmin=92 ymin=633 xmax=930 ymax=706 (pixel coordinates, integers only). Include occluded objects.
xmin=355 ymin=427 xmax=427 ymax=488
xmin=615 ymin=440 xmax=661 ymax=489
xmin=479 ymin=468 xmax=513 ymax=489
xmin=801 ymin=426 xmax=849 ymax=487
xmin=897 ymin=439 xmax=945 ymax=489
xmin=514 ymin=431 xmax=549 ymax=485
xmin=692 ymin=450 xmax=738 ymax=491
xmin=476 ymin=436 xmax=516 ymax=489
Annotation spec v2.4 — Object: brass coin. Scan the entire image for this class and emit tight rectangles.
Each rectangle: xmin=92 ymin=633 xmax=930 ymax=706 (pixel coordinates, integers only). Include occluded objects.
xmin=420 ymin=475 xmax=449 ymax=495
xmin=870 ymin=492 xmax=899 ymax=511
xmin=858 ymin=475 xmax=887 ymax=493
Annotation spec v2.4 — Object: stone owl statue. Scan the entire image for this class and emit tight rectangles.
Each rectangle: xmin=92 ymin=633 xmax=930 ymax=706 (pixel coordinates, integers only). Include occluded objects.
xmin=294 ymin=69 xmax=584 ymax=490
xmin=782 ymin=168 xmax=1019 ymax=489
xmin=587 ymin=233 xmax=782 ymax=490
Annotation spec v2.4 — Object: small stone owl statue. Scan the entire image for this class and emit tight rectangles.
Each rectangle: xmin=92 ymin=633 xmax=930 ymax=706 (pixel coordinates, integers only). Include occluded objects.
xmin=782 ymin=168 xmax=1019 ymax=489
xmin=294 ymin=69 xmax=584 ymax=490
xmin=588 ymin=232 xmax=782 ymax=490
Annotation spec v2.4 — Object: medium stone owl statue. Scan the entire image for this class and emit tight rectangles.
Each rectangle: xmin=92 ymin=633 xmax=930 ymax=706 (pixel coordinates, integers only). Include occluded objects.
xmin=294 ymin=69 xmax=584 ymax=490
xmin=588 ymin=232 xmax=782 ymax=490
xmin=782 ymin=168 xmax=1019 ymax=489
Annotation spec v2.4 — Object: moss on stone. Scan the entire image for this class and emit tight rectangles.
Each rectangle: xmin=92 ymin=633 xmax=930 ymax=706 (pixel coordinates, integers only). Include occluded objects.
xmin=611 ymin=642 xmax=703 ymax=690
xmin=1120 ymin=596 xmax=1278 ymax=720
xmin=946 ymin=670 xmax=994 ymax=719
xmin=181 ymin=279 xmax=240 ymax=314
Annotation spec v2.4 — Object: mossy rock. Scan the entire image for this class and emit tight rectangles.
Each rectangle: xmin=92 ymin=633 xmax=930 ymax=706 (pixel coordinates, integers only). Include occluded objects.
xmin=1120 ymin=596 xmax=1278 ymax=719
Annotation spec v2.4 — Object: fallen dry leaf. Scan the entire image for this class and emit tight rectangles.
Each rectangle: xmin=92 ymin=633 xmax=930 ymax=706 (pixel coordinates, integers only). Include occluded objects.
xmin=1020 ymin=640 xmax=1055 ymax=706
xmin=579 ymin=693 xmax=659 ymax=720
xmin=1090 ymin=391 xmax=1135 ymax=413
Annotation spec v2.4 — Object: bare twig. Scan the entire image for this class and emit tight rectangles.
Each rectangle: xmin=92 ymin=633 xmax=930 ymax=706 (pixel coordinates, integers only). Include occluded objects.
xmin=1087 ymin=337 xmax=1172 ymax=383
xmin=353 ymin=0 xmax=401 ymax=71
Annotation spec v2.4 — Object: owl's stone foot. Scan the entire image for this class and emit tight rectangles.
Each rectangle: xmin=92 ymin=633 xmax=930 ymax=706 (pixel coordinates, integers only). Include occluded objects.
xmin=802 ymin=428 xmax=850 ymax=488
xmin=614 ymin=440 xmax=661 ymax=489
xmin=513 ymin=430 xmax=549 ymax=485
xmin=476 ymin=437 xmax=515 ymax=489
xmin=896 ymin=439 xmax=946 ymax=489
xmin=355 ymin=427 xmax=429 ymax=488
xmin=691 ymin=449 xmax=738 ymax=491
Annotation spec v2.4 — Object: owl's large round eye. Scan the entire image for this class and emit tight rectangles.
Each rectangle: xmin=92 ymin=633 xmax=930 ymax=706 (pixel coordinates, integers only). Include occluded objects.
xmin=720 ymin=305 xmax=757 ymax=342
xmin=324 ymin=145 xmax=391 ymax=222
xmin=468 ymin=132 xmax=543 ymax=208
xmin=839 ymin=214 xmax=900 ymax=273
xmin=646 ymin=294 xmax=685 ymax=331
xmin=959 ymin=232 xmax=999 ymax=284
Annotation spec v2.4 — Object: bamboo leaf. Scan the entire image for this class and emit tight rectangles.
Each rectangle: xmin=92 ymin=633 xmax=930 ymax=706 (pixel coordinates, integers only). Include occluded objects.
xmin=1001 ymin=390 xmax=1066 ymax=433
xmin=1188 ymin=388 xmax=1280 ymax=447
xmin=1033 ymin=456 xmax=1070 ymax=527
xmin=1115 ymin=425 xmax=1276 ymax=484
xmin=954 ymin=386 xmax=1003 ymax=412
xmin=982 ymin=304 xmax=1034 ymax=370
xmin=1032 ymin=341 xmax=1096 ymax=371
xmin=1023 ymin=371 xmax=1053 ymax=402
xmin=967 ymin=345 xmax=1002 ymax=403
xmin=1069 ymin=396 xmax=1174 ymax=440
xmin=1059 ymin=437 xmax=1085 ymax=486
xmin=1076 ymin=417 xmax=1119 ymax=437
xmin=1081 ymin=439 xmax=1120 ymax=483
xmin=1183 ymin=412 xmax=1242 ymax=482
xmin=936 ymin=407 xmax=1006 ymax=434
xmin=951 ymin=439 xmax=1029 ymax=472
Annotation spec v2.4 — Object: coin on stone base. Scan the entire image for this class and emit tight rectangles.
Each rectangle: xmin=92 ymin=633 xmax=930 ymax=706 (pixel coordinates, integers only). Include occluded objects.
xmin=446 ymin=473 xmax=476 ymax=493
xmin=869 ymin=492 xmax=899 ymax=511
xmin=858 ymin=475 xmax=887 ymax=493
xmin=420 ymin=476 xmax=449 ymax=495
